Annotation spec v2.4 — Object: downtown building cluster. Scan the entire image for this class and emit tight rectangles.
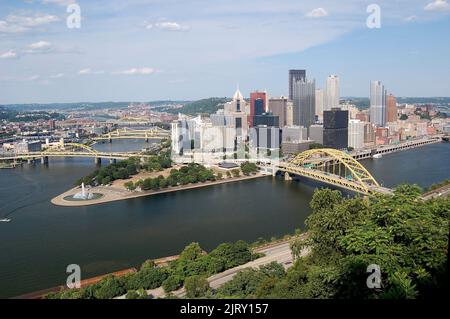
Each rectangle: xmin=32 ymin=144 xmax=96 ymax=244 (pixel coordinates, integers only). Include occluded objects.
xmin=171 ymin=70 xmax=449 ymax=164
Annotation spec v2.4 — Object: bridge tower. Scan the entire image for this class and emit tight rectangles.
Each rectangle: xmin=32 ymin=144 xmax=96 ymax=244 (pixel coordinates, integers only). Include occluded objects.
xmin=41 ymin=156 xmax=49 ymax=165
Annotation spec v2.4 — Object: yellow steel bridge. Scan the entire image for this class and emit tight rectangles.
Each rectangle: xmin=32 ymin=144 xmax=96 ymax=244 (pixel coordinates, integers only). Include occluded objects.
xmin=277 ymin=148 xmax=392 ymax=195
xmin=0 ymin=143 xmax=153 ymax=162
xmin=93 ymin=127 xmax=170 ymax=141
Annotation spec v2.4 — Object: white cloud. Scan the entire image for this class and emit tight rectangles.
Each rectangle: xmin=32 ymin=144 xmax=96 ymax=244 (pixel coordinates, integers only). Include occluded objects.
xmin=115 ymin=67 xmax=156 ymax=75
xmin=147 ymin=21 xmax=191 ymax=32
xmin=78 ymin=68 xmax=104 ymax=75
xmin=0 ymin=50 xmax=18 ymax=59
xmin=0 ymin=14 xmax=59 ymax=33
xmin=424 ymin=0 xmax=450 ymax=11
xmin=29 ymin=41 xmax=52 ymax=50
xmin=50 ymin=73 xmax=64 ymax=79
xmin=404 ymin=15 xmax=417 ymax=22
xmin=24 ymin=75 xmax=41 ymax=81
xmin=306 ymin=8 xmax=329 ymax=18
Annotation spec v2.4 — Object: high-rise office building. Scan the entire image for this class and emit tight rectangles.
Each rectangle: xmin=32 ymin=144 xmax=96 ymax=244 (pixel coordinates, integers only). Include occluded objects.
xmin=324 ymin=75 xmax=340 ymax=111
xmin=249 ymin=91 xmax=267 ymax=127
xmin=292 ymin=78 xmax=315 ymax=128
xmin=323 ymin=108 xmax=348 ymax=149
xmin=286 ymin=101 xmax=294 ymax=126
xmin=386 ymin=93 xmax=397 ymax=123
xmin=309 ymin=124 xmax=323 ymax=144
xmin=224 ymin=88 xmax=247 ymax=114
xmin=268 ymin=97 xmax=289 ymax=127
xmin=315 ymin=89 xmax=324 ymax=122
xmin=289 ymin=70 xmax=306 ymax=100
xmin=348 ymin=119 xmax=365 ymax=150
xmin=370 ymin=81 xmax=387 ymax=127
xmin=253 ymin=113 xmax=279 ymax=127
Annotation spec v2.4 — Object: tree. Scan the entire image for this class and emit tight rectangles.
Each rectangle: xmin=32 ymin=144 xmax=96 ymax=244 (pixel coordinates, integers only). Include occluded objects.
xmin=309 ymin=143 xmax=324 ymax=150
xmin=93 ymin=275 xmax=126 ymax=299
xmin=231 ymin=169 xmax=240 ymax=178
xmin=184 ymin=275 xmax=210 ymax=298
xmin=162 ymin=274 xmax=183 ymax=293
xmin=124 ymin=181 xmax=136 ymax=191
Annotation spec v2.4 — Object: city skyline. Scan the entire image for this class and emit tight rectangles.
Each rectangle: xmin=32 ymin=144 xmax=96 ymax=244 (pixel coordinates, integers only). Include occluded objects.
xmin=0 ymin=0 xmax=450 ymax=104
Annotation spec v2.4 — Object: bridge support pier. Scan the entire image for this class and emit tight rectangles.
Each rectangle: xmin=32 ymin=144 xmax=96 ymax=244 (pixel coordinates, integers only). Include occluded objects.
xmin=109 ymin=138 xmax=112 ymax=143
xmin=41 ymin=156 xmax=49 ymax=165
xmin=109 ymin=158 xmax=116 ymax=164
xmin=94 ymin=157 xmax=102 ymax=165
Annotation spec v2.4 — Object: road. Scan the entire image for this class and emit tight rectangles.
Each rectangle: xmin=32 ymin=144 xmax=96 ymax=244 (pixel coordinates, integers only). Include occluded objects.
xmin=139 ymin=240 xmax=306 ymax=299
xmin=422 ymin=184 xmax=450 ymax=201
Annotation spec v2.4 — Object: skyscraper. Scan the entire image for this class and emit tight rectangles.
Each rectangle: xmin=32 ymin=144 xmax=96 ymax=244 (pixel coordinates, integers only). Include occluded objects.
xmin=324 ymin=75 xmax=340 ymax=111
xmin=289 ymin=70 xmax=306 ymax=100
xmin=249 ymin=91 xmax=267 ymax=127
xmin=348 ymin=119 xmax=365 ymax=150
xmin=268 ymin=96 xmax=289 ymax=127
xmin=323 ymin=108 xmax=348 ymax=149
xmin=386 ymin=93 xmax=397 ymax=123
xmin=370 ymin=81 xmax=387 ymax=127
xmin=315 ymin=89 xmax=324 ymax=122
xmin=292 ymin=77 xmax=315 ymax=128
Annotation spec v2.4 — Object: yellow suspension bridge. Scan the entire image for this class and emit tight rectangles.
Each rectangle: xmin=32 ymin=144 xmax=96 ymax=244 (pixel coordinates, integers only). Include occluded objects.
xmin=93 ymin=127 xmax=170 ymax=142
xmin=276 ymin=148 xmax=392 ymax=195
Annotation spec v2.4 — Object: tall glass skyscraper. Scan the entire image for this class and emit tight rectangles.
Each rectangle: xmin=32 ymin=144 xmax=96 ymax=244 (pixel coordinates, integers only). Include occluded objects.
xmin=370 ymin=81 xmax=387 ymax=127
xmin=325 ymin=75 xmax=340 ymax=111
xmin=289 ymin=69 xmax=306 ymax=100
xmin=292 ymin=78 xmax=316 ymax=128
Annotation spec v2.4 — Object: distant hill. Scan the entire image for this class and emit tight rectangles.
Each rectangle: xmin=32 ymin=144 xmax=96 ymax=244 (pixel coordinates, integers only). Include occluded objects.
xmin=167 ymin=97 xmax=230 ymax=115
xmin=0 ymin=101 xmax=189 ymax=112
xmin=343 ymin=97 xmax=450 ymax=110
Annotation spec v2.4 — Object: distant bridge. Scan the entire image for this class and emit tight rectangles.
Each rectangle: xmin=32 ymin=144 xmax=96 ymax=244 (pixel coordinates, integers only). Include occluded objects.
xmin=93 ymin=127 xmax=170 ymax=142
xmin=277 ymin=148 xmax=392 ymax=195
xmin=0 ymin=143 xmax=153 ymax=164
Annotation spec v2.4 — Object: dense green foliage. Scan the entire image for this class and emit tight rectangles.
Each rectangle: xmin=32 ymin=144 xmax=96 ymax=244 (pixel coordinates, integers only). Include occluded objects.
xmin=240 ymin=162 xmax=258 ymax=176
xmin=184 ymin=275 xmax=210 ymax=298
xmin=0 ymin=107 xmax=64 ymax=122
xmin=167 ymin=97 xmax=230 ymax=115
xmin=162 ymin=241 xmax=256 ymax=293
xmin=129 ymin=163 xmax=217 ymax=191
xmin=45 ymin=240 xmax=256 ymax=299
xmin=309 ymin=143 xmax=324 ymax=150
xmin=75 ymin=158 xmax=140 ymax=186
xmin=213 ymin=186 xmax=449 ymax=299
xmin=76 ymin=151 xmax=172 ymax=186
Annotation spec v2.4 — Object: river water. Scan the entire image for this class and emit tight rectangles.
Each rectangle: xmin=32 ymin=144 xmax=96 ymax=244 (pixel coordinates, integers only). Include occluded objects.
xmin=0 ymin=141 xmax=449 ymax=298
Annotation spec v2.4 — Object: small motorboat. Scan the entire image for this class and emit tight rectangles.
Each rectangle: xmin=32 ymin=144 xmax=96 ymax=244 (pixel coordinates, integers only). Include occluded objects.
xmin=0 ymin=218 xmax=11 ymax=223
xmin=373 ymin=154 xmax=382 ymax=159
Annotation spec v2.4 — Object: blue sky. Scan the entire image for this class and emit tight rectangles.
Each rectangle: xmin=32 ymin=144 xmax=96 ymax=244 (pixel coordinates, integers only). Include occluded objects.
xmin=0 ymin=0 xmax=449 ymax=104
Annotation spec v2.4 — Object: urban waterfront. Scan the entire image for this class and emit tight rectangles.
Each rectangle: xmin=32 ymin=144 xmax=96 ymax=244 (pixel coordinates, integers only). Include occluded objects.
xmin=0 ymin=141 xmax=448 ymax=298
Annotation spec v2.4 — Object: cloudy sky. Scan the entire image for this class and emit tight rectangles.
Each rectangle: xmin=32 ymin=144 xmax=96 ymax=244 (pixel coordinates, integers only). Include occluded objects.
xmin=0 ymin=0 xmax=449 ymax=104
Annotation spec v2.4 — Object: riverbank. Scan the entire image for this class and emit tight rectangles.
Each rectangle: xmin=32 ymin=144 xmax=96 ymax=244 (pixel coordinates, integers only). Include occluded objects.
xmin=51 ymin=173 xmax=268 ymax=207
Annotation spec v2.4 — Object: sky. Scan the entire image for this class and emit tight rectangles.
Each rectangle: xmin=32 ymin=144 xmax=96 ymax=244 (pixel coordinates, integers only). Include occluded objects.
xmin=0 ymin=0 xmax=449 ymax=104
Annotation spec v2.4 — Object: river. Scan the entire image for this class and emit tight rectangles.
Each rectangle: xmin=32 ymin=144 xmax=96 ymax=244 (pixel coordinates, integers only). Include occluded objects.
xmin=0 ymin=141 xmax=449 ymax=298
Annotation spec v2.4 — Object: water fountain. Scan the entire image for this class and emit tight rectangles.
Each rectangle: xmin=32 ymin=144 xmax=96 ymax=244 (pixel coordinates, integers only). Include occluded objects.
xmin=64 ymin=183 xmax=102 ymax=201
xmin=73 ymin=183 xmax=94 ymax=200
